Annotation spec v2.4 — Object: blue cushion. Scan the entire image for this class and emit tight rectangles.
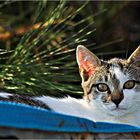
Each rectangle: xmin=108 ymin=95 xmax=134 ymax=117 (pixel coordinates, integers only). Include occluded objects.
xmin=0 ymin=101 xmax=139 ymax=133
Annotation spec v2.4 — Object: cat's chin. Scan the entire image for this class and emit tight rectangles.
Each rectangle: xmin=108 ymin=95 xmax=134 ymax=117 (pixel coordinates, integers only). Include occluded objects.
xmin=109 ymin=108 xmax=128 ymax=116
xmin=103 ymin=105 xmax=130 ymax=117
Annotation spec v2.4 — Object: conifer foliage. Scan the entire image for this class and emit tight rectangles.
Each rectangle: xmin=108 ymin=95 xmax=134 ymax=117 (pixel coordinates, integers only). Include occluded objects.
xmin=0 ymin=1 xmax=96 ymax=97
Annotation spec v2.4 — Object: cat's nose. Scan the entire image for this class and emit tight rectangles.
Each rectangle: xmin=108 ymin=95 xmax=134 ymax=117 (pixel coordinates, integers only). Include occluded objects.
xmin=111 ymin=98 xmax=122 ymax=107
xmin=111 ymin=92 xmax=124 ymax=107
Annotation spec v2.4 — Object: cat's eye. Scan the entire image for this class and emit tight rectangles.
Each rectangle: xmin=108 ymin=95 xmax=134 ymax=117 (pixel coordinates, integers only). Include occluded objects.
xmin=123 ymin=80 xmax=135 ymax=89
xmin=96 ymin=83 xmax=109 ymax=92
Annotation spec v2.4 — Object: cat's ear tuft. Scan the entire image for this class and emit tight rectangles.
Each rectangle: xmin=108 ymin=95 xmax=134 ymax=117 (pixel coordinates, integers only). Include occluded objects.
xmin=127 ymin=46 xmax=140 ymax=65
xmin=76 ymin=45 xmax=101 ymax=81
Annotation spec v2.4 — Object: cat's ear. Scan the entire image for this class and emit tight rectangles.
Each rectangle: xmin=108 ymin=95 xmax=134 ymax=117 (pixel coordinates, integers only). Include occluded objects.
xmin=76 ymin=45 xmax=101 ymax=81
xmin=127 ymin=46 xmax=140 ymax=65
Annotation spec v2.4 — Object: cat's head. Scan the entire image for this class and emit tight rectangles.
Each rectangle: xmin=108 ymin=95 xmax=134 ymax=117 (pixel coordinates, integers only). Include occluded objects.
xmin=76 ymin=45 xmax=140 ymax=116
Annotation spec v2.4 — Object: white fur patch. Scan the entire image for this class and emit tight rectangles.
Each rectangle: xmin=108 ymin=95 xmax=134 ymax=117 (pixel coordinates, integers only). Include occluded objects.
xmin=113 ymin=67 xmax=129 ymax=86
xmin=0 ymin=92 xmax=11 ymax=98
xmin=34 ymin=96 xmax=101 ymax=121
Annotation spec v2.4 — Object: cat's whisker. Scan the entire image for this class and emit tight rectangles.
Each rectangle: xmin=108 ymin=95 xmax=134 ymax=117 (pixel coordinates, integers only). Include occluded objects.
xmin=127 ymin=58 xmax=140 ymax=72
xmin=125 ymin=46 xmax=129 ymax=59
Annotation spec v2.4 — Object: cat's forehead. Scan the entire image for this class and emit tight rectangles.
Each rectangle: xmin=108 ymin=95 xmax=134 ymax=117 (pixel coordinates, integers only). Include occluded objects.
xmin=109 ymin=64 xmax=129 ymax=85
xmin=108 ymin=58 xmax=129 ymax=80
xmin=106 ymin=58 xmax=126 ymax=68
xmin=94 ymin=58 xmax=129 ymax=84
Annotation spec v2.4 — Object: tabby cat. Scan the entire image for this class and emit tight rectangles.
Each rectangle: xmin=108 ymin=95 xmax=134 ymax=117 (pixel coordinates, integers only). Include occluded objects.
xmin=0 ymin=45 xmax=140 ymax=127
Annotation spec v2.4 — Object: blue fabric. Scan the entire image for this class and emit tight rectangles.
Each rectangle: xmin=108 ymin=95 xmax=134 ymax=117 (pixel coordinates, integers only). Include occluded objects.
xmin=0 ymin=101 xmax=139 ymax=133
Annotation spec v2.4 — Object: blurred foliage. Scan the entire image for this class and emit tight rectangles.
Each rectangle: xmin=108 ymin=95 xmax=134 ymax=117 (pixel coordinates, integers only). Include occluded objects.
xmin=0 ymin=1 xmax=140 ymax=97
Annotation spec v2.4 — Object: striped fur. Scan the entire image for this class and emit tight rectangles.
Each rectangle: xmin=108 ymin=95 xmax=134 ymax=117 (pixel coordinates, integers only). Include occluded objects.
xmin=0 ymin=92 xmax=51 ymax=110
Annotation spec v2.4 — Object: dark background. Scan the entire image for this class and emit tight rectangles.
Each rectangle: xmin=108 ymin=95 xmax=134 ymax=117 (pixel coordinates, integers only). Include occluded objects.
xmin=0 ymin=1 xmax=140 ymax=97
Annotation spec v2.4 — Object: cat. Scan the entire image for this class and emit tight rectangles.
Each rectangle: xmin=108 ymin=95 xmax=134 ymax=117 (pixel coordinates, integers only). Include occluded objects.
xmin=0 ymin=45 xmax=140 ymax=127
